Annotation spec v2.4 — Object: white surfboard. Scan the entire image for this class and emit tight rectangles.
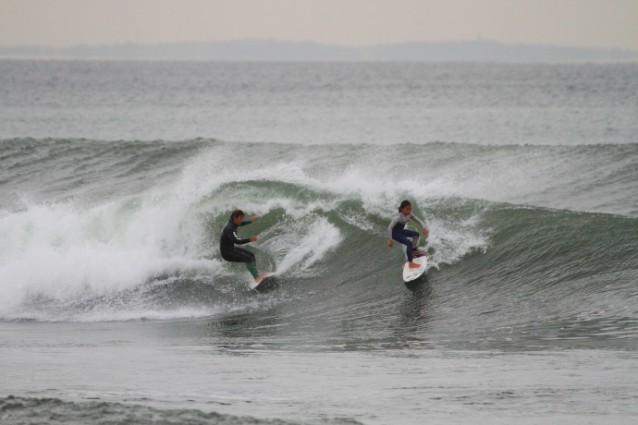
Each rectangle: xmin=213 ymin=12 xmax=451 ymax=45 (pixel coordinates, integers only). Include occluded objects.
xmin=401 ymin=223 xmax=428 ymax=282
xmin=402 ymin=255 xmax=427 ymax=283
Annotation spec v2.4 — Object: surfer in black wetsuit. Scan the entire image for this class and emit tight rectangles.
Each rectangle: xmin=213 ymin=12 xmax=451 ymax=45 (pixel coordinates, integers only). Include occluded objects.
xmin=219 ymin=209 xmax=266 ymax=283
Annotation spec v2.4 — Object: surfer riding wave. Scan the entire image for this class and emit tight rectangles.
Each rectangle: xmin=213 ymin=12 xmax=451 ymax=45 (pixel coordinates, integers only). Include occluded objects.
xmin=387 ymin=200 xmax=429 ymax=269
xmin=220 ymin=209 xmax=267 ymax=284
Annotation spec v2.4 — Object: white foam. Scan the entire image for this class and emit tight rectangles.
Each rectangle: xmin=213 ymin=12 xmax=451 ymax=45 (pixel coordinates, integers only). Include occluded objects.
xmin=425 ymin=217 xmax=490 ymax=270
xmin=0 ymin=188 xmax=221 ymax=318
xmin=260 ymin=216 xmax=342 ymax=277
xmin=184 ymin=143 xmax=489 ymax=271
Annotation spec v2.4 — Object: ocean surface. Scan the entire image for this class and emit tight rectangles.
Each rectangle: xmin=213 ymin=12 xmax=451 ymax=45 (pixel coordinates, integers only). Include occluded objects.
xmin=1 ymin=60 xmax=637 ymax=424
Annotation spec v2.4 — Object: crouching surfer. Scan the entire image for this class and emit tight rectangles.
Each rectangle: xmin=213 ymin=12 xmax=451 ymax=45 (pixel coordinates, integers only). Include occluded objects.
xmin=387 ymin=200 xmax=429 ymax=269
xmin=220 ymin=209 xmax=267 ymax=284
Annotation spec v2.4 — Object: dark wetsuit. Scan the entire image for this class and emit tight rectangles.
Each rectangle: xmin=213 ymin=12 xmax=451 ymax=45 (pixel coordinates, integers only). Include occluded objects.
xmin=387 ymin=212 xmax=426 ymax=262
xmin=219 ymin=219 xmax=258 ymax=276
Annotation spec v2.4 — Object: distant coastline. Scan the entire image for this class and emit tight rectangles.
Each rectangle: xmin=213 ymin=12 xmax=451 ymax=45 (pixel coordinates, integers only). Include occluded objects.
xmin=1 ymin=39 xmax=637 ymax=62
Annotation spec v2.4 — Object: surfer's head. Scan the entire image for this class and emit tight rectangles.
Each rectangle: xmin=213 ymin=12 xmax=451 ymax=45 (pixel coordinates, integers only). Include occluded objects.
xmin=230 ymin=209 xmax=245 ymax=224
xmin=399 ymin=200 xmax=412 ymax=214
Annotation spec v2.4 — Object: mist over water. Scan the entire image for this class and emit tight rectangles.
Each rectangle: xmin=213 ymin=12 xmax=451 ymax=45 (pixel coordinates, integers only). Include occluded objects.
xmin=1 ymin=61 xmax=638 ymax=425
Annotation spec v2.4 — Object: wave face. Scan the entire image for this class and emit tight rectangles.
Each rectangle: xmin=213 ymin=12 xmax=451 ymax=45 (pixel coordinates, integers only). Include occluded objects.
xmin=1 ymin=137 xmax=637 ymax=350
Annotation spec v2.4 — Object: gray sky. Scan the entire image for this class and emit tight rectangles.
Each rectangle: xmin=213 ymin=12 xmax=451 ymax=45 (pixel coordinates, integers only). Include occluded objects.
xmin=1 ymin=0 xmax=637 ymax=50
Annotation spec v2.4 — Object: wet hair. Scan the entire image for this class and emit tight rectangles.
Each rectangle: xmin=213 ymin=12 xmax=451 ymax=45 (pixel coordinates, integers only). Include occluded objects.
xmin=399 ymin=200 xmax=411 ymax=212
xmin=230 ymin=209 xmax=245 ymax=220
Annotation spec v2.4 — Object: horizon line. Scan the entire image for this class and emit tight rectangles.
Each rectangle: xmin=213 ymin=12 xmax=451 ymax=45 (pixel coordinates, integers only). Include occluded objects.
xmin=1 ymin=38 xmax=637 ymax=63
xmin=2 ymin=38 xmax=638 ymax=52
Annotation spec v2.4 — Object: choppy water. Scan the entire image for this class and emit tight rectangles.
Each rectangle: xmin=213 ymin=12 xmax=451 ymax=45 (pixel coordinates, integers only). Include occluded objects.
xmin=1 ymin=60 xmax=637 ymax=424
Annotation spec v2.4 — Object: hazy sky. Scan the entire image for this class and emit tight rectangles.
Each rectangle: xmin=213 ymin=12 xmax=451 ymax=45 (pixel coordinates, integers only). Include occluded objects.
xmin=1 ymin=0 xmax=637 ymax=50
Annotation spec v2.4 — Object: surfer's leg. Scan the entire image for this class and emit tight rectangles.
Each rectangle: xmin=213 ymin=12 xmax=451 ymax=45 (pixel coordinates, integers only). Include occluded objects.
xmin=245 ymin=262 xmax=259 ymax=278
xmin=234 ymin=247 xmax=259 ymax=278
xmin=221 ymin=248 xmax=259 ymax=278
xmin=394 ymin=229 xmax=422 ymax=267
xmin=233 ymin=247 xmax=255 ymax=262
xmin=221 ymin=249 xmax=251 ymax=263
xmin=392 ymin=231 xmax=414 ymax=261
xmin=401 ymin=228 xmax=419 ymax=239
xmin=400 ymin=229 xmax=424 ymax=256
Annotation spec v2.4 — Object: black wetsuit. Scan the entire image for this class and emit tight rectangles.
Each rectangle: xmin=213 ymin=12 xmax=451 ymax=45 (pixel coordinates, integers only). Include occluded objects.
xmin=219 ymin=219 xmax=256 ymax=264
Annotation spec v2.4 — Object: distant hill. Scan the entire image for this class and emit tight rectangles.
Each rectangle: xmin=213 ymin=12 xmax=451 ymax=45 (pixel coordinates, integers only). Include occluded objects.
xmin=1 ymin=39 xmax=637 ymax=62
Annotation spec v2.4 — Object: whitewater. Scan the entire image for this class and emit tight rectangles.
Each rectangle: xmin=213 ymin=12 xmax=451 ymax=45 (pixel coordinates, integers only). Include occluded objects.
xmin=1 ymin=60 xmax=637 ymax=425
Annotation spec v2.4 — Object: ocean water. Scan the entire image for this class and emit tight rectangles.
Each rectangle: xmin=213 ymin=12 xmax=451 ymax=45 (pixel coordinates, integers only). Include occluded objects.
xmin=1 ymin=60 xmax=638 ymax=424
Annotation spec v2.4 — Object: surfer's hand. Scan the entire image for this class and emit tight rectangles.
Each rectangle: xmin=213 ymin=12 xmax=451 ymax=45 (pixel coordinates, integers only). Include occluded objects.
xmin=250 ymin=236 xmax=257 ymax=242
xmin=422 ymin=228 xmax=429 ymax=237
xmin=387 ymin=240 xmax=393 ymax=248
xmin=250 ymin=215 xmax=257 ymax=222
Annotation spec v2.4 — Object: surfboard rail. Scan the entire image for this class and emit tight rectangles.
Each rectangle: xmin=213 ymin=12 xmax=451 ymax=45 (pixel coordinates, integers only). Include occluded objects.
xmin=402 ymin=255 xmax=427 ymax=282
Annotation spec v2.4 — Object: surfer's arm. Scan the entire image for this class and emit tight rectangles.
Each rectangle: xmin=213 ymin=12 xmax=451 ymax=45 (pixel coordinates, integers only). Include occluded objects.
xmin=386 ymin=215 xmax=400 ymax=240
xmin=240 ymin=215 xmax=258 ymax=226
xmin=410 ymin=214 xmax=429 ymax=236
xmin=239 ymin=216 xmax=259 ymax=242
xmin=409 ymin=213 xmax=426 ymax=228
xmin=224 ymin=226 xmax=251 ymax=245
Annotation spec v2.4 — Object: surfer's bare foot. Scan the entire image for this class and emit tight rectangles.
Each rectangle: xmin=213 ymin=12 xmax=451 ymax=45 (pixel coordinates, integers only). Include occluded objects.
xmin=255 ymin=273 xmax=267 ymax=283
xmin=408 ymin=261 xmax=420 ymax=269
